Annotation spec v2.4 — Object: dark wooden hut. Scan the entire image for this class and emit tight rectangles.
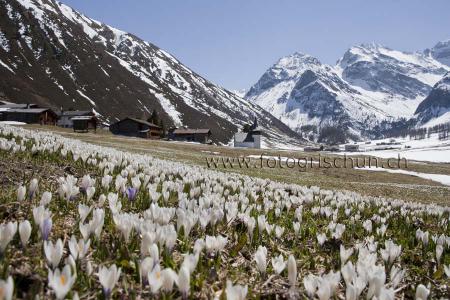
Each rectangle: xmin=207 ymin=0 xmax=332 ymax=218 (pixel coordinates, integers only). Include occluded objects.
xmin=109 ymin=118 xmax=162 ymax=139
xmin=169 ymin=128 xmax=212 ymax=144
xmin=0 ymin=108 xmax=57 ymax=125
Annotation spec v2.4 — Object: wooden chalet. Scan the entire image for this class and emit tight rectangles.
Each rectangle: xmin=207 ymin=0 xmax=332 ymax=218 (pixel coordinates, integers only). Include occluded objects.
xmin=0 ymin=108 xmax=57 ymax=125
xmin=109 ymin=118 xmax=162 ymax=139
xmin=169 ymin=127 xmax=212 ymax=144
xmin=57 ymin=110 xmax=96 ymax=128
xmin=72 ymin=116 xmax=98 ymax=133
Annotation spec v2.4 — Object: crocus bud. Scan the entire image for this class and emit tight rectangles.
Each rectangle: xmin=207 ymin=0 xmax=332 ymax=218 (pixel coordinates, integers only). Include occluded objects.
xmin=19 ymin=220 xmax=32 ymax=247
xmin=17 ymin=186 xmax=26 ymax=201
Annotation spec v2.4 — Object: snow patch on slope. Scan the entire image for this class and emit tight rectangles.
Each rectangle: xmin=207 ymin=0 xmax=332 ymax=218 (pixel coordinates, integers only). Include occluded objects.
xmin=153 ymin=92 xmax=182 ymax=125
xmin=77 ymin=90 xmax=96 ymax=106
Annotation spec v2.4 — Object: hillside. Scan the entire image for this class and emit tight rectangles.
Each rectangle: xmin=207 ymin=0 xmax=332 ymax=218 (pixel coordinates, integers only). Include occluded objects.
xmin=0 ymin=0 xmax=303 ymax=145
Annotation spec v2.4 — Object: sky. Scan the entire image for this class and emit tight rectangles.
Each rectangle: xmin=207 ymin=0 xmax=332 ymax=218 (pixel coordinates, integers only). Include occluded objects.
xmin=62 ymin=0 xmax=450 ymax=91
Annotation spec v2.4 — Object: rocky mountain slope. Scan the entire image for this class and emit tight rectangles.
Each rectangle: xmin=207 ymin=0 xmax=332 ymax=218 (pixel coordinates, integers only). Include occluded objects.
xmin=0 ymin=0 xmax=303 ymax=145
xmin=245 ymin=52 xmax=387 ymax=136
xmin=415 ymin=72 xmax=450 ymax=126
xmin=246 ymin=43 xmax=450 ymax=140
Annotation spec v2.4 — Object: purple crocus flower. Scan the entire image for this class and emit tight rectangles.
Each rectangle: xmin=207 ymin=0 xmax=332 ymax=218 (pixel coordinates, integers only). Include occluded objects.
xmin=125 ymin=187 xmax=138 ymax=201
xmin=40 ymin=218 xmax=52 ymax=241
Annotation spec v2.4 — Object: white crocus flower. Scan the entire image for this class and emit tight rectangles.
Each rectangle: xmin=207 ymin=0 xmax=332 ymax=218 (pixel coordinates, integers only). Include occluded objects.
xmin=79 ymin=223 xmax=91 ymax=241
xmin=380 ymin=240 xmax=402 ymax=265
xmin=271 ymin=254 xmax=286 ymax=275
xmin=48 ymin=264 xmax=76 ymax=299
xmin=44 ymin=239 xmax=64 ymax=269
xmin=226 ymin=280 xmax=248 ymax=300
xmin=274 ymin=225 xmax=284 ymax=239
xmin=98 ymin=264 xmax=121 ymax=298
xmin=68 ymin=235 xmax=90 ymax=260
xmin=18 ymin=220 xmax=32 ymax=248
xmin=379 ymin=287 xmax=395 ymax=300
xmin=98 ymin=194 xmax=106 ymax=207
xmin=147 ymin=265 xmax=163 ymax=294
xmin=0 ymin=222 xmax=17 ymax=255
xmin=422 ymin=232 xmax=429 ymax=248
xmin=29 ymin=178 xmax=39 ymax=199
xmin=78 ymin=204 xmax=92 ymax=223
xmin=91 ymin=208 xmax=105 ymax=239
xmin=17 ymin=185 xmax=26 ymax=201
xmin=363 ymin=220 xmax=372 ymax=233
xmin=435 ymin=244 xmax=443 ymax=263
xmin=287 ymin=255 xmax=297 ymax=288
xmin=176 ymin=266 xmax=190 ymax=298
xmin=181 ymin=253 xmax=199 ymax=275
xmin=303 ymin=274 xmax=319 ymax=298
xmin=367 ymin=266 xmax=386 ymax=299
xmin=415 ymin=284 xmax=430 ymax=300
xmin=340 ymin=245 xmax=353 ymax=266
xmin=254 ymin=246 xmax=267 ymax=275
xmin=341 ymin=261 xmax=356 ymax=286
xmin=40 ymin=192 xmax=52 ymax=206
xmin=205 ymin=235 xmax=228 ymax=254
xmin=316 ymin=233 xmax=327 ymax=246
xmin=0 ymin=276 xmax=14 ymax=300
xmin=32 ymin=205 xmax=51 ymax=228
xmin=86 ymin=186 xmax=96 ymax=201
xmin=316 ymin=278 xmax=331 ymax=300
xmin=139 ymin=257 xmax=154 ymax=285
xmin=322 ymin=271 xmax=340 ymax=296
xmin=86 ymin=260 xmax=94 ymax=277
xmin=346 ymin=283 xmax=357 ymax=300
xmin=161 ymin=268 xmax=178 ymax=293
xmin=293 ymin=222 xmax=301 ymax=235
xmin=140 ymin=232 xmax=156 ymax=257
xmin=444 ymin=265 xmax=450 ymax=278
xmin=390 ymin=266 xmax=406 ymax=289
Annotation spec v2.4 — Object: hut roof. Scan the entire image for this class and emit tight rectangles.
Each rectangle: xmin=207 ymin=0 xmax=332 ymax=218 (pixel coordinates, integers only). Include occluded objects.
xmin=0 ymin=103 xmax=39 ymax=109
xmin=113 ymin=117 xmax=161 ymax=128
xmin=6 ymin=108 xmax=55 ymax=114
xmin=59 ymin=110 xmax=94 ymax=117
xmin=173 ymin=128 xmax=211 ymax=135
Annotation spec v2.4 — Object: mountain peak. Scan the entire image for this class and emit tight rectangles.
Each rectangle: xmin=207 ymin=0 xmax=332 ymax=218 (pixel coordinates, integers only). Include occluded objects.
xmin=275 ymin=52 xmax=321 ymax=70
xmin=357 ymin=42 xmax=388 ymax=51
xmin=427 ymin=39 xmax=450 ymax=67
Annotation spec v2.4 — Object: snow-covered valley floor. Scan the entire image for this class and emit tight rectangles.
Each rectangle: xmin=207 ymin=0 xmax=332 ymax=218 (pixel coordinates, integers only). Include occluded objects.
xmin=336 ymin=133 xmax=450 ymax=163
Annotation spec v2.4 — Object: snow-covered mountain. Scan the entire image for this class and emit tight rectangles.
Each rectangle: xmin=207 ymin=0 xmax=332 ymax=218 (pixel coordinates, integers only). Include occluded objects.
xmin=337 ymin=43 xmax=448 ymax=117
xmin=0 ymin=0 xmax=303 ymax=145
xmin=246 ymin=43 xmax=450 ymax=140
xmin=231 ymin=89 xmax=248 ymax=98
xmin=415 ymin=72 xmax=450 ymax=127
xmin=426 ymin=40 xmax=450 ymax=67
xmin=245 ymin=52 xmax=387 ymax=136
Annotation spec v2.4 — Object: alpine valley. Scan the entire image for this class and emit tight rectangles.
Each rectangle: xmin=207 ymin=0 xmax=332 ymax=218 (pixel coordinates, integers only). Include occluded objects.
xmin=1 ymin=0 xmax=450 ymax=146
xmin=0 ymin=0 xmax=303 ymax=146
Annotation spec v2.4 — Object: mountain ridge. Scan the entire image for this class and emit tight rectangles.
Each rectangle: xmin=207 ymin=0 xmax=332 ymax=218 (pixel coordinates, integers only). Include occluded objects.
xmin=245 ymin=41 xmax=450 ymax=140
xmin=0 ymin=0 xmax=304 ymax=146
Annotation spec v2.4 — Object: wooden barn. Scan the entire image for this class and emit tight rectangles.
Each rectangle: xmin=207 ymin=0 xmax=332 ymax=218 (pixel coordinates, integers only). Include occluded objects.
xmin=57 ymin=110 xmax=96 ymax=128
xmin=72 ymin=116 xmax=98 ymax=133
xmin=109 ymin=118 xmax=162 ymax=139
xmin=169 ymin=128 xmax=212 ymax=144
xmin=0 ymin=108 xmax=57 ymax=125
